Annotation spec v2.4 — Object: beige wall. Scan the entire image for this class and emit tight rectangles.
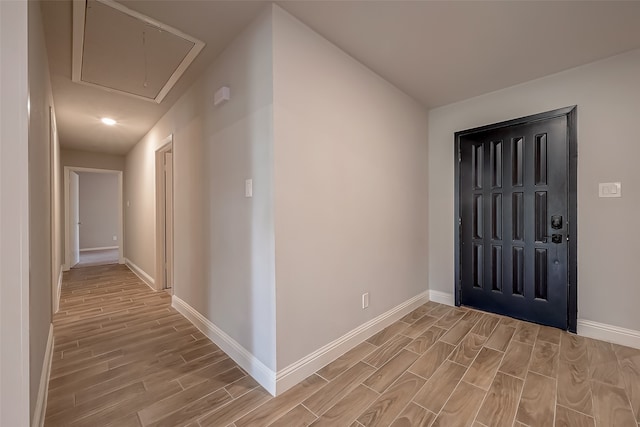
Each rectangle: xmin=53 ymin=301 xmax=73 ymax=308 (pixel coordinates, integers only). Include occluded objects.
xmin=0 ymin=0 xmax=31 ymax=424
xmin=428 ymin=49 xmax=640 ymax=331
xmin=61 ymin=148 xmax=125 ymax=171
xmin=124 ymin=4 xmax=430 ymax=378
xmin=27 ymin=1 xmax=60 ymax=421
xmin=272 ymin=7 xmax=429 ymax=369
xmin=125 ymin=7 xmax=276 ymax=369
xmin=78 ymin=172 xmax=120 ymax=250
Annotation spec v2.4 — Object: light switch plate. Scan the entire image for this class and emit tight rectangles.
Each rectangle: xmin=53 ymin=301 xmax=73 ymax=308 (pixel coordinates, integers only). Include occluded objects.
xmin=599 ymin=182 xmax=621 ymax=198
xmin=245 ymin=179 xmax=253 ymax=198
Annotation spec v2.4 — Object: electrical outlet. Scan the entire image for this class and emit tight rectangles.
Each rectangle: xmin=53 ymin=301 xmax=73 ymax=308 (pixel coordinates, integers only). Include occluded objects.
xmin=362 ymin=293 xmax=369 ymax=309
xmin=113 ymin=235 xmax=117 ymax=241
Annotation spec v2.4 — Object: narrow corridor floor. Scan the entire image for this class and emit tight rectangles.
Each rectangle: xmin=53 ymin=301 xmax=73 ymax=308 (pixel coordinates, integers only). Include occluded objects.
xmin=45 ymin=264 xmax=640 ymax=426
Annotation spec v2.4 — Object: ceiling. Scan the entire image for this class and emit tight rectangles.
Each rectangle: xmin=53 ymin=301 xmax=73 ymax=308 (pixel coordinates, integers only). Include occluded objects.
xmin=41 ymin=1 xmax=640 ymax=156
xmin=78 ymin=0 xmax=200 ymax=102
xmin=41 ymin=0 xmax=266 ymax=155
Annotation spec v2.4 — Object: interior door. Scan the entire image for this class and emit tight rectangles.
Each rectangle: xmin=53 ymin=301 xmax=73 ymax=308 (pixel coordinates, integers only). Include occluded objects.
xmin=69 ymin=171 xmax=80 ymax=267
xmin=164 ymin=151 xmax=173 ymax=289
xmin=457 ymin=109 xmax=576 ymax=330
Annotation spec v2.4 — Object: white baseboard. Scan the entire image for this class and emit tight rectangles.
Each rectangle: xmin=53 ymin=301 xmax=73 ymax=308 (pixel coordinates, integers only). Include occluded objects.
xmin=172 ymin=291 xmax=430 ymax=397
xmin=54 ymin=267 xmax=63 ymax=314
xmin=425 ymin=291 xmax=640 ymax=350
xmin=429 ymin=290 xmax=455 ymax=306
xmin=275 ymin=291 xmax=429 ymax=395
xmin=80 ymin=246 xmax=118 ymax=252
xmin=32 ymin=324 xmax=54 ymax=427
xmin=578 ymin=319 xmax=640 ymax=350
xmin=172 ymin=296 xmax=276 ymax=395
xmin=124 ymin=258 xmax=155 ymax=290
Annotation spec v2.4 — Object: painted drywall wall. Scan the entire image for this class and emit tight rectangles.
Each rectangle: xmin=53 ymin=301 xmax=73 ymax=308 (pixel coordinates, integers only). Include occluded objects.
xmin=428 ymin=49 xmax=640 ymax=332
xmin=61 ymin=149 xmax=125 ymax=171
xmin=125 ymin=7 xmax=276 ymax=369
xmin=272 ymin=7 xmax=429 ymax=369
xmin=28 ymin=0 xmax=60 ymax=421
xmin=0 ymin=1 xmax=31 ymax=424
xmin=78 ymin=172 xmax=119 ymax=250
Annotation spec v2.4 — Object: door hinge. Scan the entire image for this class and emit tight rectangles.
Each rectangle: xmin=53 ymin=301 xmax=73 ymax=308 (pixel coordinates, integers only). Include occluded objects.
xmin=458 ymin=148 xmax=461 ymax=163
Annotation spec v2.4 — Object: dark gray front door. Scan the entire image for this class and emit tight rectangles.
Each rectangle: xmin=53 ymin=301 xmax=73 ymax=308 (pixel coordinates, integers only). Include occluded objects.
xmin=456 ymin=107 xmax=577 ymax=330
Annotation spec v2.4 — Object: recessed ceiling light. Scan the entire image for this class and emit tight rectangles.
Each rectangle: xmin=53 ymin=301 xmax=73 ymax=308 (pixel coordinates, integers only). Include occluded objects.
xmin=101 ymin=117 xmax=116 ymax=126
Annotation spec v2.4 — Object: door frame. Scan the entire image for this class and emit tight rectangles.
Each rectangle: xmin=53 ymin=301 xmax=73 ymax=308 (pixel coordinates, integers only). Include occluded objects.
xmin=49 ymin=106 xmax=60 ymax=313
xmin=68 ymin=170 xmax=81 ymax=268
xmin=454 ymin=106 xmax=578 ymax=332
xmin=63 ymin=166 xmax=124 ymax=270
xmin=154 ymin=135 xmax=174 ymax=292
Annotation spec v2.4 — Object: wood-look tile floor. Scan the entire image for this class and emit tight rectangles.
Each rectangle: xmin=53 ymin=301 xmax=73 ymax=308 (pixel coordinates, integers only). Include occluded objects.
xmin=45 ymin=265 xmax=640 ymax=427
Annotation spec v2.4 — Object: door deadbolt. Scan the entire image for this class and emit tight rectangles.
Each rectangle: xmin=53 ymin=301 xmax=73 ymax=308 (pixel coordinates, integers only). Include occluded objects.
xmin=551 ymin=215 xmax=563 ymax=230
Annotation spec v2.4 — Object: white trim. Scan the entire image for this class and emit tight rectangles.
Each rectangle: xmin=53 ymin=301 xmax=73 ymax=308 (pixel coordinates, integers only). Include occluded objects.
xmin=155 ymin=135 xmax=173 ymax=292
xmin=424 ymin=292 xmax=640 ymax=350
xmin=275 ymin=291 xmax=429 ymax=395
xmin=429 ymin=290 xmax=455 ymax=306
xmin=71 ymin=0 xmax=85 ymax=83
xmin=71 ymin=0 xmax=204 ymax=104
xmin=54 ymin=267 xmax=63 ymax=314
xmin=49 ymin=105 xmax=59 ymax=317
xmin=117 ymin=172 xmax=125 ymax=265
xmin=63 ymin=166 xmax=125 ymax=271
xmin=79 ymin=246 xmax=118 ymax=252
xmin=32 ymin=324 xmax=54 ymax=427
xmin=172 ymin=292 xmax=430 ymax=396
xmin=172 ymin=296 xmax=277 ymax=395
xmin=63 ymin=166 xmax=71 ymax=271
xmin=125 ymin=258 xmax=155 ymax=290
xmin=577 ymin=319 xmax=640 ymax=350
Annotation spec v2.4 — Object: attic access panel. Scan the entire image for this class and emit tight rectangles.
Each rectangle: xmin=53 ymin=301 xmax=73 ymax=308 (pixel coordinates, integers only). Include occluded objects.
xmin=72 ymin=0 xmax=205 ymax=103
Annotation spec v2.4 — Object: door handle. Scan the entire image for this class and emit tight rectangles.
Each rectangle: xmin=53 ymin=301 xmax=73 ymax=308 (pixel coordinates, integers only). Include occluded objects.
xmin=542 ymin=234 xmax=563 ymax=244
xmin=551 ymin=215 xmax=563 ymax=230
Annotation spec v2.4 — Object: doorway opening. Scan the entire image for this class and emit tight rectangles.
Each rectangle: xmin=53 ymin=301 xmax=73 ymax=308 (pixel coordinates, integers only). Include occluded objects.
xmin=64 ymin=167 xmax=124 ymax=270
xmin=454 ymin=106 xmax=577 ymax=332
xmin=155 ymin=136 xmax=174 ymax=292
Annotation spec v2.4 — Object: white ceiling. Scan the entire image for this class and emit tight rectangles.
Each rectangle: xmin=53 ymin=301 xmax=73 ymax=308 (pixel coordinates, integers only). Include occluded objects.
xmin=41 ymin=1 xmax=640 ymax=155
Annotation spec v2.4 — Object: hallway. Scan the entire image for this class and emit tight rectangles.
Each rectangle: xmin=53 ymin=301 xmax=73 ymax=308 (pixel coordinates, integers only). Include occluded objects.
xmin=44 ymin=264 xmax=261 ymax=426
xmin=44 ymin=265 xmax=640 ymax=427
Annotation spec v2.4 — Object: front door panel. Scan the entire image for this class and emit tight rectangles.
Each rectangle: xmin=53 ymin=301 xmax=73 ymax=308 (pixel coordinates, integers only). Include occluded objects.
xmin=459 ymin=116 xmax=569 ymax=329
